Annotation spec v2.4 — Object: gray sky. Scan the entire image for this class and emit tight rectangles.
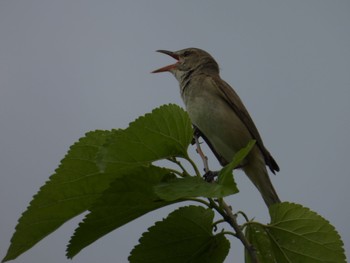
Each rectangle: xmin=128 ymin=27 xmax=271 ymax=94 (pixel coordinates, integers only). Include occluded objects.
xmin=1 ymin=1 xmax=349 ymax=262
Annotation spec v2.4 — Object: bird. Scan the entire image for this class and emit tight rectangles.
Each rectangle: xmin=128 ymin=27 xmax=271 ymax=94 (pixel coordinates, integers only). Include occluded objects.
xmin=152 ymin=48 xmax=280 ymax=207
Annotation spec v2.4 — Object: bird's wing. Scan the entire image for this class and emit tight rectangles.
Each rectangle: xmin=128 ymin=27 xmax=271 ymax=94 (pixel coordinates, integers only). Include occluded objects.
xmin=209 ymin=75 xmax=280 ymax=173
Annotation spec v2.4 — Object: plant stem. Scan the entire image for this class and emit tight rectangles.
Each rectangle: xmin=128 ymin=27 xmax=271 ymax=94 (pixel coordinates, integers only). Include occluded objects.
xmin=220 ymin=201 xmax=259 ymax=263
xmin=185 ymin=155 xmax=202 ymax=178
xmin=166 ymin=157 xmax=191 ymax=177
xmin=193 ymin=132 xmax=260 ymax=263
xmin=184 ymin=197 xmax=211 ymax=207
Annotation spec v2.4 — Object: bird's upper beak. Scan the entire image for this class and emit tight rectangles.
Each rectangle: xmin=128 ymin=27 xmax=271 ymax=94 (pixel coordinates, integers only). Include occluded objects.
xmin=152 ymin=50 xmax=180 ymax=73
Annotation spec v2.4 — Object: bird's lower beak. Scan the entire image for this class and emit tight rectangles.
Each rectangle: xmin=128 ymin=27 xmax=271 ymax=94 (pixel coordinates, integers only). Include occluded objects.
xmin=152 ymin=50 xmax=180 ymax=73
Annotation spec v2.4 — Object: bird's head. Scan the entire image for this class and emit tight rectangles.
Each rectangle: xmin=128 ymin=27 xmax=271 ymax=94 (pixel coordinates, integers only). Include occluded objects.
xmin=152 ymin=48 xmax=219 ymax=82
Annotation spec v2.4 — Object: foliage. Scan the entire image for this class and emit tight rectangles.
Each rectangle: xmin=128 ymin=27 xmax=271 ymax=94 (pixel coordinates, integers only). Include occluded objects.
xmin=3 ymin=104 xmax=346 ymax=263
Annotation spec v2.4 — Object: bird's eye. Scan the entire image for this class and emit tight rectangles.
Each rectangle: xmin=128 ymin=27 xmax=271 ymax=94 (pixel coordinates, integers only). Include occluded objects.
xmin=183 ymin=51 xmax=192 ymax=57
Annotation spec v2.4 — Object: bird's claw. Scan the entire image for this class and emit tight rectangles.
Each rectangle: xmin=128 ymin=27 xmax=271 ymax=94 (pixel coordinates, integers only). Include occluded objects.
xmin=203 ymin=170 xmax=219 ymax=182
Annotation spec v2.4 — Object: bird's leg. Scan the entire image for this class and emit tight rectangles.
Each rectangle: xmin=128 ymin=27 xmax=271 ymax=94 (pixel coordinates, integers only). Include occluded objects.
xmin=191 ymin=126 xmax=202 ymax=145
xmin=193 ymin=127 xmax=219 ymax=182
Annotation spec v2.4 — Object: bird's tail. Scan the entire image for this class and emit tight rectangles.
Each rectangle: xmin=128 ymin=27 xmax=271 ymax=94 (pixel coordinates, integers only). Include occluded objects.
xmin=243 ymin=147 xmax=281 ymax=207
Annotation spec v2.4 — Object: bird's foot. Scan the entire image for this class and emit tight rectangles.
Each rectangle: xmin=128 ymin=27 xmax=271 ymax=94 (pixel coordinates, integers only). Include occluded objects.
xmin=203 ymin=170 xmax=219 ymax=183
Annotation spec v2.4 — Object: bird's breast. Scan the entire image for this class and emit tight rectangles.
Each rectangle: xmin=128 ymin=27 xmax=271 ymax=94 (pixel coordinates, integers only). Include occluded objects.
xmin=181 ymin=77 xmax=252 ymax=163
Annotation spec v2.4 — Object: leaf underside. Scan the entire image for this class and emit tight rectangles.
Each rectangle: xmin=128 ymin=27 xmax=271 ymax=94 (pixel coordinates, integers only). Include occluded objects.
xmin=129 ymin=206 xmax=230 ymax=263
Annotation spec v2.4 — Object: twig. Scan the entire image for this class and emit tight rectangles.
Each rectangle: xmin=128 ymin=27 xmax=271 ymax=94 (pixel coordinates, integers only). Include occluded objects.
xmin=193 ymin=133 xmax=210 ymax=173
xmin=235 ymin=210 xmax=250 ymax=223
xmin=166 ymin=157 xmax=191 ymax=177
xmin=212 ymin=219 xmax=227 ymax=232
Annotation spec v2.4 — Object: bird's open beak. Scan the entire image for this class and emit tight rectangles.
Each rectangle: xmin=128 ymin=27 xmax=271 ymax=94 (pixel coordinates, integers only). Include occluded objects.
xmin=152 ymin=50 xmax=180 ymax=73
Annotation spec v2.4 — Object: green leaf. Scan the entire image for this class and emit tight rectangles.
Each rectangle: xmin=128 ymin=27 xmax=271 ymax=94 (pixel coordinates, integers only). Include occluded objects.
xmin=245 ymin=223 xmax=276 ymax=263
xmin=129 ymin=206 xmax=230 ymax=263
xmin=153 ymin=141 xmax=256 ymax=201
xmin=218 ymin=140 xmax=255 ymax=185
xmin=154 ymin=176 xmax=238 ymax=201
xmin=245 ymin=202 xmax=346 ymax=263
xmin=2 ymin=130 xmax=114 ymax=262
xmin=98 ymin=104 xmax=193 ymax=172
xmin=66 ymin=166 xmax=177 ymax=258
xmin=3 ymin=104 xmax=193 ymax=262
xmin=266 ymin=202 xmax=346 ymax=263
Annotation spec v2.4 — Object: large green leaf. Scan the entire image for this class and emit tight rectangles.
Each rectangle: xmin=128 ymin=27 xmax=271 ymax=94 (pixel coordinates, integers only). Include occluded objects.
xmin=246 ymin=202 xmax=346 ymax=263
xmin=98 ymin=104 xmax=193 ymax=172
xmin=129 ymin=206 xmax=230 ymax=263
xmin=245 ymin=202 xmax=346 ymax=263
xmin=2 ymin=130 xmax=113 ymax=262
xmin=267 ymin=202 xmax=346 ymax=263
xmin=66 ymin=165 xmax=177 ymax=258
xmin=3 ymin=104 xmax=193 ymax=262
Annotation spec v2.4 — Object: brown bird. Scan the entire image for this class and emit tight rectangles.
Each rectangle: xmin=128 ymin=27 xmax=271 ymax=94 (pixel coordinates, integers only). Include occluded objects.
xmin=152 ymin=48 xmax=280 ymax=207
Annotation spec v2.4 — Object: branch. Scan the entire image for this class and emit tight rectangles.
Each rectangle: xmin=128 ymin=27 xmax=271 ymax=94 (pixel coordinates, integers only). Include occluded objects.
xmin=220 ymin=201 xmax=258 ymax=263
xmin=193 ymin=131 xmax=259 ymax=263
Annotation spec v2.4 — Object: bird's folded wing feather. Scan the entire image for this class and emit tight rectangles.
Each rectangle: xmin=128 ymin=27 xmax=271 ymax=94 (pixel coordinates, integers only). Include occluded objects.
xmin=209 ymin=75 xmax=280 ymax=173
